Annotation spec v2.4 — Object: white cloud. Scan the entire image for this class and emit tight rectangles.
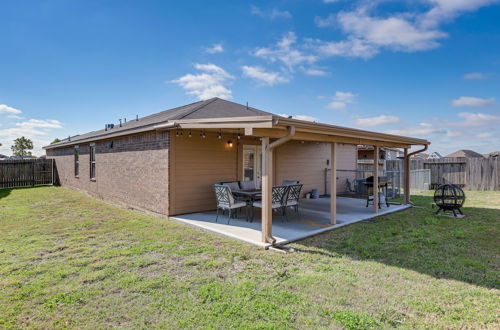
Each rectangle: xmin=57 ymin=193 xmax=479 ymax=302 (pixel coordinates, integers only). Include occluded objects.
xmin=336 ymin=9 xmax=447 ymax=53
xmin=308 ymin=37 xmax=379 ymax=58
xmin=327 ymin=91 xmax=357 ymax=109
xmin=477 ymin=132 xmax=494 ymax=139
xmin=278 ymin=114 xmax=318 ymax=122
xmin=7 ymin=114 xmax=25 ymax=120
xmin=251 ymin=6 xmax=292 ymax=19
xmin=355 ymin=115 xmax=401 ymax=127
xmin=385 ymin=122 xmax=446 ymax=136
xmin=307 ymin=1 xmax=497 ymax=59
xmin=254 ymin=32 xmax=317 ymax=69
xmin=172 ymin=63 xmax=234 ymax=100
xmin=452 ymin=112 xmax=500 ymax=126
xmin=0 ymin=104 xmax=22 ymax=115
xmin=15 ymin=119 xmax=62 ymax=129
xmin=463 ymin=72 xmax=488 ymax=80
xmin=315 ymin=14 xmax=335 ymax=27
xmin=302 ymin=67 xmax=329 ymax=76
xmin=0 ymin=118 xmax=63 ymax=156
xmin=451 ymin=96 xmax=495 ymax=108
xmin=242 ymin=65 xmax=289 ymax=85
xmin=420 ymin=0 xmax=499 ymax=28
xmin=205 ymin=43 xmax=224 ymax=54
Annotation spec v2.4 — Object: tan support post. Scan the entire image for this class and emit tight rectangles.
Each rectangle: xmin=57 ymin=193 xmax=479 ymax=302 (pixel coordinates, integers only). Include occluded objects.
xmin=404 ymin=147 xmax=410 ymax=204
xmin=261 ymin=137 xmax=273 ymax=243
xmin=330 ymin=143 xmax=337 ymax=224
xmin=373 ymin=146 xmax=379 ymax=213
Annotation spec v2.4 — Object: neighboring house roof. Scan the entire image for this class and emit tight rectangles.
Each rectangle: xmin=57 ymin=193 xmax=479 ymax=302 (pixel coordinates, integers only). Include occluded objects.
xmin=444 ymin=149 xmax=484 ymax=158
xmin=486 ymin=151 xmax=500 ymax=158
xmin=427 ymin=152 xmax=443 ymax=158
xmin=45 ymin=97 xmax=429 ymax=150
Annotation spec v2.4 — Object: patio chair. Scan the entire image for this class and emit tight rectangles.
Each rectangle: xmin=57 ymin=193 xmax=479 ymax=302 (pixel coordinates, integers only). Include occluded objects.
xmin=239 ymin=180 xmax=256 ymax=190
xmin=253 ymin=186 xmax=289 ymax=222
xmin=221 ymin=181 xmax=241 ymax=192
xmin=213 ymin=184 xmax=246 ymax=224
xmin=284 ymin=184 xmax=303 ymax=218
xmin=282 ymin=180 xmax=299 ymax=186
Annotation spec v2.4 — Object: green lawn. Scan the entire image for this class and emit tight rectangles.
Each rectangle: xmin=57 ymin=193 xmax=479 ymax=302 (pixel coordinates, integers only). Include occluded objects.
xmin=0 ymin=187 xmax=499 ymax=329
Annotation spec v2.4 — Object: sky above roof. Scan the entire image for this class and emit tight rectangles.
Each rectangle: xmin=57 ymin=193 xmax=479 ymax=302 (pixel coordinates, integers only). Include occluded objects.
xmin=1 ymin=0 xmax=499 ymax=156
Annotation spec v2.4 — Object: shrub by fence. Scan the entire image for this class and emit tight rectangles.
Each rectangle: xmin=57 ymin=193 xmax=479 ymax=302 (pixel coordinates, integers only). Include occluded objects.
xmin=0 ymin=159 xmax=54 ymax=188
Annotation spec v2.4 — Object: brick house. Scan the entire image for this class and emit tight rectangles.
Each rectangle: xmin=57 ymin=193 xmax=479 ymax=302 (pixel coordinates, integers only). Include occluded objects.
xmin=45 ymin=98 xmax=429 ymax=243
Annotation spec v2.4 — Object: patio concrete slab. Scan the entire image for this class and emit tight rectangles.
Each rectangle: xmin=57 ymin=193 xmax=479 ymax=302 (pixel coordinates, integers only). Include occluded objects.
xmin=170 ymin=197 xmax=410 ymax=248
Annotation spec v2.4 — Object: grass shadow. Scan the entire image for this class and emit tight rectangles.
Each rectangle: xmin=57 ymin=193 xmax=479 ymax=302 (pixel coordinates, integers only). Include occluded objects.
xmin=0 ymin=188 xmax=12 ymax=199
xmin=294 ymin=194 xmax=500 ymax=289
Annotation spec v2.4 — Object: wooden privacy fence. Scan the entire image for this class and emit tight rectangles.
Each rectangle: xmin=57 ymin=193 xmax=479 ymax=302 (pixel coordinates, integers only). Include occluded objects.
xmin=0 ymin=159 xmax=54 ymax=188
xmin=382 ymin=157 xmax=499 ymax=191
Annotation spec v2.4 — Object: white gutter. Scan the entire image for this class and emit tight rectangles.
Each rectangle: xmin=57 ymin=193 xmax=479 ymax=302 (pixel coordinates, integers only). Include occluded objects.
xmin=154 ymin=122 xmax=178 ymax=130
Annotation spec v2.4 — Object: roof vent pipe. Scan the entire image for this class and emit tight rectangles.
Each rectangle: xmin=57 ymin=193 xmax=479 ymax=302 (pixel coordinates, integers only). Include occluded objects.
xmin=118 ymin=119 xmax=122 ymax=127
xmin=136 ymin=115 xmax=139 ymax=121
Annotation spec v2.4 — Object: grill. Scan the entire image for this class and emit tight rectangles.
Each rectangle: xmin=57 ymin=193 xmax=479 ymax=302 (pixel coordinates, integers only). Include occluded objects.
xmin=433 ymin=184 xmax=465 ymax=217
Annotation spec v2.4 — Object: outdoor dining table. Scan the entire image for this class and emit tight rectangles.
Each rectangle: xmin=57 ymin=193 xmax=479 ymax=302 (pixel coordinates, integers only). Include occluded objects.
xmin=232 ymin=189 xmax=261 ymax=222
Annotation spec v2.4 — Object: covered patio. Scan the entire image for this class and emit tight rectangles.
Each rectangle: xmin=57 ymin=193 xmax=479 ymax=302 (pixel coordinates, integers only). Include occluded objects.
xmin=163 ymin=100 xmax=430 ymax=247
xmin=171 ymin=197 xmax=410 ymax=248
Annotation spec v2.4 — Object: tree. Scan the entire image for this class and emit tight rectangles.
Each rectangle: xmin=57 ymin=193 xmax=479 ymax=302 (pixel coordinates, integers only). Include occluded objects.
xmin=11 ymin=136 xmax=34 ymax=158
xmin=50 ymin=138 xmax=61 ymax=144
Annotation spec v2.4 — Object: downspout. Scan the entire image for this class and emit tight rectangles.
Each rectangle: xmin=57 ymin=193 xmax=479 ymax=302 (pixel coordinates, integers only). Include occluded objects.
xmin=268 ymin=126 xmax=296 ymax=150
xmin=405 ymin=144 xmax=429 ymax=204
xmin=263 ymin=125 xmax=296 ymax=244
xmin=407 ymin=144 xmax=428 ymax=158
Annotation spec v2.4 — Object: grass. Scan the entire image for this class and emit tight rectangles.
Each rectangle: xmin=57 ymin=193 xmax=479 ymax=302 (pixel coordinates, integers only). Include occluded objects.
xmin=0 ymin=187 xmax=499 ymax=329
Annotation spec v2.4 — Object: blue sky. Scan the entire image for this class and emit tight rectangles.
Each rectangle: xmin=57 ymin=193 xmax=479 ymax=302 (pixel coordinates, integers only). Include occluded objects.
xmin=1 ymin=0 xmax=499 ymax=156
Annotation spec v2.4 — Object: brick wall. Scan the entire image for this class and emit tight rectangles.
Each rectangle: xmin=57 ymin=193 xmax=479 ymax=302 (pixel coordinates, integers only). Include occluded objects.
xmin=46 ymin=131 xmax=169 ymax=215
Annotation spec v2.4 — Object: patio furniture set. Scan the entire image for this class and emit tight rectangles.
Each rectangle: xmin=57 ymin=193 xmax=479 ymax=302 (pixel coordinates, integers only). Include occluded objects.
xmin=213 ymin=181 xmax=303 ymax=224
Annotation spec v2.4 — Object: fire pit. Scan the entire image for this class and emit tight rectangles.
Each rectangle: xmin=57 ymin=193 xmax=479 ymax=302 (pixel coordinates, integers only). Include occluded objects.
xmin=434 ymin=184 xmax=465 ymax=217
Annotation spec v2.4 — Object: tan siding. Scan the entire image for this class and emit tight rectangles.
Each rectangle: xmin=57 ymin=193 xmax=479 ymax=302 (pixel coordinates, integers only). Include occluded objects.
xmin=275 ymin=141 xmax=329 ymax=196
xmin=170 ymin=132 xmax=260 ymax=215
xmin=275 ymin=142 xmax=357 ymax=196
xmin=170 ymin=135 xmax=357 ymax=215
xmin=335 ymin=144 xmax=357 ymax=193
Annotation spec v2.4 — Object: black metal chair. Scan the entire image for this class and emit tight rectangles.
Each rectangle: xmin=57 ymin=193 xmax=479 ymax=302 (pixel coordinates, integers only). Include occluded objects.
xmin=284 ymin=184 xmax=303 ymax=219
xmin=213 ymin=184 xmax=246 ymax=224
xmin=253 ymin=186 xmax=289 ymax=222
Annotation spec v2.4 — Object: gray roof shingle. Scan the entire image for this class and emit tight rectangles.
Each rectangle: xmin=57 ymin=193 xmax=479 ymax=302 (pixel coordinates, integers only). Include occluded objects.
xmin=47 ymin=98 xmax=274 ymax=148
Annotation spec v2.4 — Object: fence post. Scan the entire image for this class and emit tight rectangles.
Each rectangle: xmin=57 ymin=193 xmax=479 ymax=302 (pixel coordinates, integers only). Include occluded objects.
xmin=52 ymin=158 xmax=55 ymax=185
xmin=31 ymin=160 xmax=35 ymax=187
